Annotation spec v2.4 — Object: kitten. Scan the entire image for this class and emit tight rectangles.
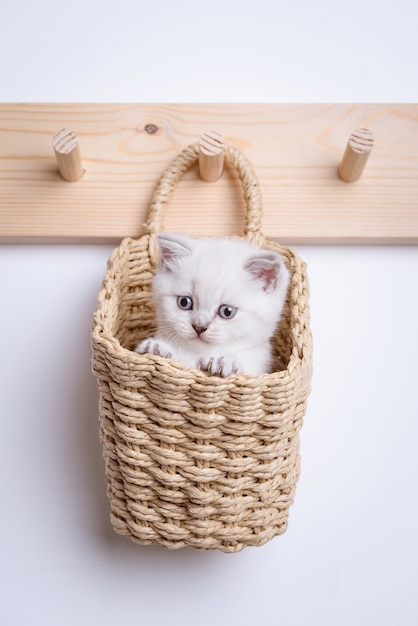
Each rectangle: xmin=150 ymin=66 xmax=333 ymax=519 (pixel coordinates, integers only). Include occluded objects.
xmin=135 ymin=233 xmax=290 ymax=376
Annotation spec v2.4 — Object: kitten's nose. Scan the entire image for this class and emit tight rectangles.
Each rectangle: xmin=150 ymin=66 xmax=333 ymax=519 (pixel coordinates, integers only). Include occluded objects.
xmin=192 ymin=324 xmax=207 ymax=337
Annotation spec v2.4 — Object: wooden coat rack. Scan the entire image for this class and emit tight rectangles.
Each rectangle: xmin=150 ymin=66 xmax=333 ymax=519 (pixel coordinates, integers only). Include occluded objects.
xmin=1 ymin=103 xmax=417 ymax=244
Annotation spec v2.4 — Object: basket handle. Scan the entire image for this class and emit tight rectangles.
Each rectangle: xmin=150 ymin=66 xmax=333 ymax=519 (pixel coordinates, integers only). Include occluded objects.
xmin=145 ymin=142 xmax=265 ymax=258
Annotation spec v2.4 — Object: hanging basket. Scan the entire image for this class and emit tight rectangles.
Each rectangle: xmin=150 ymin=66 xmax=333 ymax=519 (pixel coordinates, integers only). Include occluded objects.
xmin=91 ymin=142 xmax=312 ymax=552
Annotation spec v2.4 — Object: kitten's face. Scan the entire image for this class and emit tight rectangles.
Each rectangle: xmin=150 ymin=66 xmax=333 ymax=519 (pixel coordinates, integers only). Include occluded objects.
xmin=153 ymin=234 xmax=289 ymax=351
xmin=157 ymin=271 xmax=254 ymax=348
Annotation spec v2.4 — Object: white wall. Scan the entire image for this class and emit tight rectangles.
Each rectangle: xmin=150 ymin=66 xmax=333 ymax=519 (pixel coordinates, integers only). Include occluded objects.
xmin=1 ymin=2 xmax=418 ymax=625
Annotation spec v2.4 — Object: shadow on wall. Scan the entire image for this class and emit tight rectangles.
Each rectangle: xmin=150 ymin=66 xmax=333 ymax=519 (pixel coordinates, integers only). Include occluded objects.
xmin=17 ymin=245 xmax=264 ymax=577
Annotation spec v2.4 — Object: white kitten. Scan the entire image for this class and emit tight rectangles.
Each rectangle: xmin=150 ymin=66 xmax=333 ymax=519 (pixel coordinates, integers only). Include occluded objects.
xmin=135 ymin=234 xmax=290 ymax=376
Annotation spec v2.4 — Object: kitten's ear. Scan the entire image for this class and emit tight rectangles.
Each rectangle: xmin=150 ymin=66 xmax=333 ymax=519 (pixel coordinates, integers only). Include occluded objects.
xmin=244 ymin=252 xmax=286 ymax=293
xmin=158 ymin=234 xmax=193 ymax=271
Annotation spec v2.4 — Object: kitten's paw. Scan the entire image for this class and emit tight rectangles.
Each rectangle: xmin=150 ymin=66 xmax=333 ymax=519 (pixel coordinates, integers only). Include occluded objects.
xmin=198 ymin=354 xmax=242 ymax=377
xmin=135 ymin=338 xmax=173 ymax=359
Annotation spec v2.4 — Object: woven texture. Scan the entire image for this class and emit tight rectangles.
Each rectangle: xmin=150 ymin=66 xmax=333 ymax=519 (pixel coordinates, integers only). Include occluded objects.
xmin=91 ymin=142 xmax=312 ymax=552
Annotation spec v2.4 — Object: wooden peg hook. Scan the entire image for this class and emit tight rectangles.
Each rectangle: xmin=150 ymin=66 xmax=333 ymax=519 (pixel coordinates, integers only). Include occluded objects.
xmin=339 ymin=128 xmax=374 ymax=182
xmin=199 ymin=131 xmax=224 ymax=182
xmin=53 ymin=128 xmax=85 ymax=182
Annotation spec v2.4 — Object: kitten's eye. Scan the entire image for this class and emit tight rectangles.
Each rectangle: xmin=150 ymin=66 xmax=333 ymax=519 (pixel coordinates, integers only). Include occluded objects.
xmin=177 ymin=296 xmax=193 ymax=310
xmin=218 ymin=304 xmax=237 ymax=319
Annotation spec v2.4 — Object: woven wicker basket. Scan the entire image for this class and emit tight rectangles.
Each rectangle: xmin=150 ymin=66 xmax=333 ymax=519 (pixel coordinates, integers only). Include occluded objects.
xmin=91 ymin=142 xmax=312 ymax=553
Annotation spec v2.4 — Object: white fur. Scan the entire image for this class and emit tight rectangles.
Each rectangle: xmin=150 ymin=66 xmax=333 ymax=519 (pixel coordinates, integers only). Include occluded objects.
xmin=135 ymin=234 xmax=290 ymax=376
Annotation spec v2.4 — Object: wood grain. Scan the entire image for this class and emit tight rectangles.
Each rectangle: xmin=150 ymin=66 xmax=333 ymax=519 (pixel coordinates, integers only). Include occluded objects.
xmin=1 ymin=103 xmax=417 ymax=244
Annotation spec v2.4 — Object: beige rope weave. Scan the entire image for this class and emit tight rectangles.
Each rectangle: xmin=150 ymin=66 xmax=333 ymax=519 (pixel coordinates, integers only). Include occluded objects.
xmin=91 ymin=142 xmax=312 ymax=552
